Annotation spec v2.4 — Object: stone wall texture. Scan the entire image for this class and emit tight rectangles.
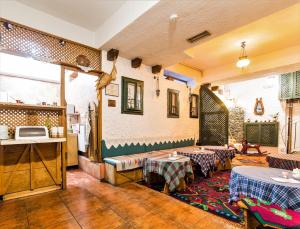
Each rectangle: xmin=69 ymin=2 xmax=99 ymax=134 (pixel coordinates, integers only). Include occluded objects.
xmin=229 ymin=106 xmax=245 ymax=143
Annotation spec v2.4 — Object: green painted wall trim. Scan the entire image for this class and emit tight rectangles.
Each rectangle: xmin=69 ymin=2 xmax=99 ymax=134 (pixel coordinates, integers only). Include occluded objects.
xmin=102 ymin=138 xmax=195 ymax=158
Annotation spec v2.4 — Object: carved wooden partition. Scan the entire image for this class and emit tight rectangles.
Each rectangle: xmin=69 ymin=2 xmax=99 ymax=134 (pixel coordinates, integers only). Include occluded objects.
xmin=199 ymin=86 xmax=229 ymax=145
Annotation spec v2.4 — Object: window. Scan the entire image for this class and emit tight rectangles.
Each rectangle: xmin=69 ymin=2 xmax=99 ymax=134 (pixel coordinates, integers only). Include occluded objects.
xmin=121 ymin=77 xmax=144 ymax=115
xmin=167 ymin=89 xmax=179 ymax=118
xmin=190 ymin=94 xmax=199 ymax=118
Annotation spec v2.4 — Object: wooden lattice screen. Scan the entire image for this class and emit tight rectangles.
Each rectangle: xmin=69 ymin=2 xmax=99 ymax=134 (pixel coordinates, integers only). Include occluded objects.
xmin=244 ymin=122 xmax=278 ymax=147
xmin=279 ymin=71 xmax=300 ymax=100
xmin=0 ymin=18 xmax=101 ymax=71
xmin=0 ymin=107 xmax=61 ymax=137
xmin=199 ymin=86 xmax=229 ymax=145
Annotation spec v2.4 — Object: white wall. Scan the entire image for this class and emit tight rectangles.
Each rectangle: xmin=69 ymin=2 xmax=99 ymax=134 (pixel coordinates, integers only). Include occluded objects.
xmin=102 ymin=51 xmax=198 ymax=146
xmin=220 ymin=75 xmax=300 ymax=153
xmin=0 ymin=53 xmax=60 ymax=105
xmin=223 ymin=75 xmax=283 ymax=122
xmin=0 ymin=0 xmax=96 ymax=47
xmin=0 ymin=75 xmax=60 ymax=105
xmin=65 ymin=71 xmax=98 ymax=116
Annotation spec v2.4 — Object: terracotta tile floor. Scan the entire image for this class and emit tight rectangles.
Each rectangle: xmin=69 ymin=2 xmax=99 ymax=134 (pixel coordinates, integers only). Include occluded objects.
xmin=0 ymin=169 xmax=243 ymax=229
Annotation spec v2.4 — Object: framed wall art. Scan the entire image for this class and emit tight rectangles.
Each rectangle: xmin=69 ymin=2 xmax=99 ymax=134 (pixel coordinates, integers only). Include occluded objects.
xmin=105 ymin=83 xmax=119 ymax=97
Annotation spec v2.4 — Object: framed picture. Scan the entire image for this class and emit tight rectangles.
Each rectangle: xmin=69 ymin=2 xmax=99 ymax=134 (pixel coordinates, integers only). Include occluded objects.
xmin=105 ymin=83 xmax=119 ymax=97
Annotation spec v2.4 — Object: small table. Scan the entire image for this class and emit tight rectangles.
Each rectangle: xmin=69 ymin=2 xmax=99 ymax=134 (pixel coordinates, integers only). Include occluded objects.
xmin=267 ymin=154 xmax=300 ymax=170
xmin=143 ymin=153 xmax=193 ymax=193
xmin=176 ymin=147 xmax=217 ymax=176
xmin=229 ymin=166 xmax=300 ymax=211
xmin=202 ymin=145 xmax=236 ymax=170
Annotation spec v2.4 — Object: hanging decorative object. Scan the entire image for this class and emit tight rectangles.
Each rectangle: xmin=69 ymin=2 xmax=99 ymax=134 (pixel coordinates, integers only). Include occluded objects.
xmin=96 ymin=59 xmax=117 ymax=100
xmin=254 ymin=98 xmax=264 ymax=115
xmin=154 ymin=76 xmax=160 ymax=96
xmin=76 ymin=55 xmax=95 ymax=72
xmin=236 ymin=41 xmax=250 ymax=68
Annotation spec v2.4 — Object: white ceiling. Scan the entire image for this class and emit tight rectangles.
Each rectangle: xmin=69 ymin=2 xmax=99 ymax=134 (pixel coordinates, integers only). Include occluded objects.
xmin=16 ymin=0 xmax=127 ymax=30
xmin=182 ymin=3 xmax=300 ymax=70
xmin=101 ymin=0 xmax=299 ymax=68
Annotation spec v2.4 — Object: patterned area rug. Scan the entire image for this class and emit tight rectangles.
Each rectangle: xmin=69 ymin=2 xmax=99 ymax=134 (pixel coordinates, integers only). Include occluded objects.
xmin=172 ymin=171 xmax=243 ymax=223
xmin=140 ymin=171 xmax=243 ymax=223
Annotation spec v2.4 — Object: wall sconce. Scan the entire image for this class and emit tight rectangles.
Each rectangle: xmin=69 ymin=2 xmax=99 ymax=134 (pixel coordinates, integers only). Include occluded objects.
xmin=154 ymin=76 xmax=160 ymax=97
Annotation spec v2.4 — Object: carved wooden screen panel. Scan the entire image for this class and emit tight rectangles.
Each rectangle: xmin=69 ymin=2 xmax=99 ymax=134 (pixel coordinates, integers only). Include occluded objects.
xmin=244 ymin=122 xmax=278 ymax=147
xmin=199 ymin=86 xmax=228 ymax=145
xmin=0 ymin=18 xmax=101 ymax=71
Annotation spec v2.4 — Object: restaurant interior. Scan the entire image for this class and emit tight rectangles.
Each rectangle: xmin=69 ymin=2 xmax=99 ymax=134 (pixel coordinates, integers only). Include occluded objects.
xmin=0 ymin=0 xmax=300 ymax=228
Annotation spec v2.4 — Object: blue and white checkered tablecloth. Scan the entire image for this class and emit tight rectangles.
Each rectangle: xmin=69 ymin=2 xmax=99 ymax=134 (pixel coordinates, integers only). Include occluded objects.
xmin=143 ymin=153 xmax=193 ymax=192
xmin=176 ymin=148 xmax=216 ymax=176
xmin=202 ymin=146 xmax=236 ymax=166
xmin=229 ymin=166 xmax=300 ymax=211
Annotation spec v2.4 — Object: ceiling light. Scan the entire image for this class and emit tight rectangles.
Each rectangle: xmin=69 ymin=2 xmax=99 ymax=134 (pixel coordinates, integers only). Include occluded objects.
xmin=236 ymin=41 xmax=250 ymax=68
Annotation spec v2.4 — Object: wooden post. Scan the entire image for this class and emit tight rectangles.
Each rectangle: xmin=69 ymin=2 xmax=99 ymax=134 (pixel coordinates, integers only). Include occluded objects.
xmin=286 ymin=100 xmax=293 ymax=154
xmin=97 ymin=90 xmax=103 ymax=162
xmin=30 ymin=144 xmax=34 ymax=190
xmin=0 ymin=146 xmax=3 ymax=195
xmin=60 ymin=66 xmax=67 ymax=189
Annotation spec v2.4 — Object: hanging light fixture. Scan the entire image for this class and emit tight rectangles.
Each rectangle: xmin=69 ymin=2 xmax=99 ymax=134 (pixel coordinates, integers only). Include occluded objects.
xmin=236 ymin=41 xmax=250 ymax=68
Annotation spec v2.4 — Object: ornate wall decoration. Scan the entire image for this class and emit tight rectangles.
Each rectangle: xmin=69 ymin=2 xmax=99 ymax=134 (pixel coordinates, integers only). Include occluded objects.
xmin=96 ymin=60 xmax=117 ymax=100
xmin=254 ymin=98 xmax=264 ymax=115
xmin=0 ymin=18 xmax=101 ymax=71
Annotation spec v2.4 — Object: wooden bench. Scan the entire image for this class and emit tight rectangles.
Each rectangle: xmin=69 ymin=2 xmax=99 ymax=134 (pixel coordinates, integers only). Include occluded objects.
xmin=104 ymin=162 xmax=143 ymax=185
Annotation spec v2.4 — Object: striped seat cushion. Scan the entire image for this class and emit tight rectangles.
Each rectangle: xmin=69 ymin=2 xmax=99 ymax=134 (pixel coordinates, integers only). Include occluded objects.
xmin=104 ymin=150 xmax=171 ymax=171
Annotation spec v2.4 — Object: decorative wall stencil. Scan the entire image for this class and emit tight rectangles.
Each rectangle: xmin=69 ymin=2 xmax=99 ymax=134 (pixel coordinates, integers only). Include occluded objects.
xmin=0 ymin=18 xmax=101 ymax=71
xmin=101 ymin=138 xmax=195 ymax=158
xmin=254 ymin=98 xmax=264 ymax=115
xmin=200 ymin=86 xmax=229 ymax=145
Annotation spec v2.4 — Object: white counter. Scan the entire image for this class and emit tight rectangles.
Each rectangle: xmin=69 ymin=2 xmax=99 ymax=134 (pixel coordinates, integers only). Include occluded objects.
xmin=0 ymin=138 xmax=66 ymax=146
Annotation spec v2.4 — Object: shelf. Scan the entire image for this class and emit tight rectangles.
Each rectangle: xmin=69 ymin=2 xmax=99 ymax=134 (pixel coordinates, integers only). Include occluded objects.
xmin=0 ymin=138 xmax=66 ymax=145
xmin=0 ymin=102 xmax=66 ymax=111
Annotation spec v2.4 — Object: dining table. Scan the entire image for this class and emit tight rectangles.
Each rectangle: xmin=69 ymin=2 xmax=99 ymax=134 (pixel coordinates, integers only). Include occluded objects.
xmin=143 ymin=152 xmax=193 ymax=193
xmin=266 ymin=153 xmax=300 ymax=170
xmin=176 ymin=147 xmax=217 ymax=176
xmin=202 ymin=145 xmax=236 ymax=169
xmin=229 ymin=166 xmax=300 ymax=211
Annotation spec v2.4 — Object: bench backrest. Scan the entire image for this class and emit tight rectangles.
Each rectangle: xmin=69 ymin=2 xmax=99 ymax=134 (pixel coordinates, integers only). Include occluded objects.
xmin=101 ymin=138 xmax=195 ymax=158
